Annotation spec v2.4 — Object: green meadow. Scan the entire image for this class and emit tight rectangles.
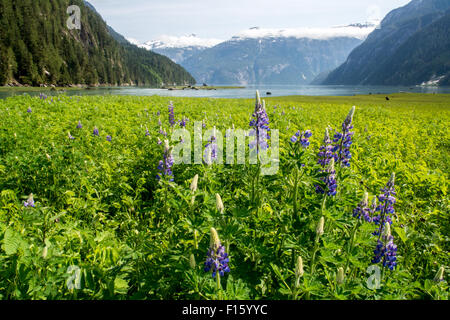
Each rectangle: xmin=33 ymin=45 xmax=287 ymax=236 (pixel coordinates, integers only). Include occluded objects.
xmin=0 ymin=93 xmax=448 ymax=299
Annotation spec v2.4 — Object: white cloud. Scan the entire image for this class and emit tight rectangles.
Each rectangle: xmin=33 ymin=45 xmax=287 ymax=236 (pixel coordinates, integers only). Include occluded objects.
xmin=231 ymin=24 xmax=377 ymax=41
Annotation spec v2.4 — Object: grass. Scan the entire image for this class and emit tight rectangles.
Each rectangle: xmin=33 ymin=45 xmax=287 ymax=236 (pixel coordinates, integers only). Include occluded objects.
xmin=0 ymin=93 xmax=448 ymax=300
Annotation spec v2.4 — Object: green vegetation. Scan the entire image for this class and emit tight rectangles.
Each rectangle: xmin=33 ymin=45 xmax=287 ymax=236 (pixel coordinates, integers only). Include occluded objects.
xmin=0 ymin=93 xmax=448 ymax=299
xmin=0 ymin=0 xmax=195 ymax=87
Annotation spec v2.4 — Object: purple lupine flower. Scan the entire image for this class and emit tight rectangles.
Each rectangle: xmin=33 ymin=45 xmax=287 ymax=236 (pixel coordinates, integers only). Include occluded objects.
xmin=77 ymin=121 xmax=82 ymax=129
xmin=106 ymin=135 xmax=112 ymax=142
xmin=317 ymin=128 xmax=334 ymax=167
xmin=332 ymin=106 xmax=355 ymax=167
xmin=315 ymin=128 xmax=337 ymax=195
xmin=168 ymin=101 xmax=175 ymax=127
xmin=249 ymin=91 xmax=270 ymax=153
xmin=290 ymin=135 xmax=298 ymax=143
xmin=27 ymin=107 xmax=32 ymax=113
xmin=204 ymin=228 xmax=230 ymax=278
xmin=290 ymin=129 xmax=312 ymax=148
xmin=204 ymin=130 xmax=218 ymax=164
xmin=179 ymin=117 xmax=187 ymax=128
xmin=353 ymin=192 xmax=372 ymax=222
xmin=145 ymin=128 xmax=150 ymax=136
xmin=23 ymin=193 xmax=35 ymax=207
xmin=372 ymin=223 xmax=397 ymax=270
xmin=157 ymin=137 xmax=162 ymax=145
xmin=158 ymin=118 xmax=162 ymax=126
xmin=68 ymin=132 xmax=75 ymax=140
xmin=157 ymin=111 xmax=160 ymax=116
xmin=372 ymin=173 xmax=396 ymax=237
xmin=93 ymin=127 xmax=99 ymax=136
xmin=39 ymin=93 xmax=47 ymax=100
xmin=202 ymin=121 xmax=206 ymax=129
xmin=157 ymin=140 xmax=174 ymax=181
xmin=315 ymin=157 xmax=338 ymax=196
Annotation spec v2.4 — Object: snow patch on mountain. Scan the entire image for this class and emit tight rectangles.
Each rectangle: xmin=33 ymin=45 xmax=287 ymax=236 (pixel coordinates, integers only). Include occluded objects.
xmin=131 ymin=34 xmax=223 ymax=50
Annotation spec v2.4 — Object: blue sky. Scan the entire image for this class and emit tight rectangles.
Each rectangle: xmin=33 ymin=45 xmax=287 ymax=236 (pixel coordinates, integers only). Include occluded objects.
xmin=88 ymin=0 xmax=411 ymax=42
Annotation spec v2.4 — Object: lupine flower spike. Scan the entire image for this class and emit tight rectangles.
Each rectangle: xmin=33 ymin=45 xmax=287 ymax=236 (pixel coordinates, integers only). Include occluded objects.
xmin=189 ymin=254 xmax=196 ymax=269
xmin=215 ymin=193 xmax=224 ymax=213
xmin=168 ymin=101 xmax=175 ymax=127
xmin=204 ymin=127 xmax=218 ymax=164
xmin=317 ymin=127 xmax=334 ymax=167
xmin=372 ymin=173 xmax=396 ymax=236
xmin=77 ymin=121 xmax=82 ymax=129
xmin=434 ymin=267 xmax=445 ymax=282
xmin=68 ymin=132 xmax=75 ymax=140
xmin=353 ymin=192 xmax=372 ymax=222
xmin=316 ymin=216 xmax=325 ymax=236
xmin=249 ymin=91 xmax=270 ymax=153
xmin=93 ymin=127 xmax=99 ymax=136
xmin=190 ymin=174 xmax=199 ymax=192
xmin=157 ymin=140 xmax=174 ymax=181
xmin=371 ymin=173 xmax=397 ymax=270
xmin=190 ymin=174 xmax=199 ymax=205
xmin=332 ymin=106 xmax=355 ymax=167
xmin=204 ymin=228 xmax=230 ymax=278
xmin=24 ymin=193 xmax=35 ymax=207
xmin=316 ymin=157 xmax=337 ymax=196
xmin=295 ymin=256 xmax=304 ymax=287
xmin=336 ymin=267 xmax=345 ymax=284
xmin=372 ymin=222 xmax=397 ymax=270
xmin=106 ymin=135 xmax=112 ymax=142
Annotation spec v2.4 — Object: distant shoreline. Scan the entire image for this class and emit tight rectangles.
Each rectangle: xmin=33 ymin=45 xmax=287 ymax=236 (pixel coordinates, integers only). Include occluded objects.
xmin=164 ymin=85 xmax=245 ymax=91
xmin=0 ymin=85 xmax=245 ymax=92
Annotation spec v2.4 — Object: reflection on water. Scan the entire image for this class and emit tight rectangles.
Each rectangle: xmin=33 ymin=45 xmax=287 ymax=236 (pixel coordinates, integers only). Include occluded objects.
xmin=1 ymin=84 xmax=449 ymax=99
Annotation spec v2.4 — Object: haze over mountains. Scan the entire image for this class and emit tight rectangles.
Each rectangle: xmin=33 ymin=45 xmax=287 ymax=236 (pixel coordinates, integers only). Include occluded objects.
xmin=132 ymin=24 xmax=376 ymax=85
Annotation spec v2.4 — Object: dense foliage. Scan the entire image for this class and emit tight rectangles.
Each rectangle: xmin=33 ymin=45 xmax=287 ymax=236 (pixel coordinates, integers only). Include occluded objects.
xmin=0 ymin=0 xmax=195 ymax=87
xmin=0 ymin=93 xmax=448 ymax=299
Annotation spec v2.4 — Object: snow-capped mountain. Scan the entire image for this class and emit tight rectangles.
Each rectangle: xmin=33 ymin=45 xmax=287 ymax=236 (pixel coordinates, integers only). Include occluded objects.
xmin=134 ymin=23 xmax=376 ymax=85
xmin=128 ymin=34 xmax=223 ymax=64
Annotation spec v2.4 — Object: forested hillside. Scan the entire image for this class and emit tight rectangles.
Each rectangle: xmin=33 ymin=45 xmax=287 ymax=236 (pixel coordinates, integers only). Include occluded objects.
xmin=322 ymin=0 xmax=450 ymax=86
xmin=0 ymin=0 xmax=195 ymax=87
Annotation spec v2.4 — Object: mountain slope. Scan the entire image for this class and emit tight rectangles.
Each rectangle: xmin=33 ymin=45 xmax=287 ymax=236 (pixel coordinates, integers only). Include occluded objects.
xmin=135 ymin=34 xmax=223 ymax=64
xmin=0 ymin=0 xmax=195 ymax=86
xmin=134 ymin=25 xmax=374 ymax=85
xmin=177 ymin=25 xmax=375 ymax=85
xmin=322 ymin=0 xmax=450 ymax=86
xmin=183 ymin=35 xmax=364 ymax=85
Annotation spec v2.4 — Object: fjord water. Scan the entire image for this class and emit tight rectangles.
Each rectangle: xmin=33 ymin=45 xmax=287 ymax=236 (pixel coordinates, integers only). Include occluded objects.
xmin=1 ymin=85 xmax=450 ymax=99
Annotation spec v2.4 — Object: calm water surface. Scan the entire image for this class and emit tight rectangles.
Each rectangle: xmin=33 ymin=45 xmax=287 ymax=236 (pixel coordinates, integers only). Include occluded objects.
xmin=1 ymin=85 xmax=450 ymax=99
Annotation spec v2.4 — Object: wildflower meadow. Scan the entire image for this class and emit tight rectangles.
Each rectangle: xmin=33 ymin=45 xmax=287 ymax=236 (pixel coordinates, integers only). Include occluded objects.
xmin=0 ymin=92 xmax=448 ymax=300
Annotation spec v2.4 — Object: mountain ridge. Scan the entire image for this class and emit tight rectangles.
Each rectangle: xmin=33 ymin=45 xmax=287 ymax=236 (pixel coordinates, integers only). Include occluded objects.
xmin=322 ymin=0 xmax=450 ymax=86
xmin=135 ymin=24 xmax=375 ymax=85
